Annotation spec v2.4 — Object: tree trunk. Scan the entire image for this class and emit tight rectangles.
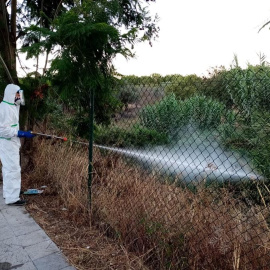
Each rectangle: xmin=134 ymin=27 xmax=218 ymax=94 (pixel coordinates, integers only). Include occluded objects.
xmin=0 ymin=0 xmax=18 ymax=84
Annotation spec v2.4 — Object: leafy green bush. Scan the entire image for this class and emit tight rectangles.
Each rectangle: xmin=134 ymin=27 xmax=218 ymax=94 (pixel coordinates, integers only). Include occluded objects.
xmin=140 ymin=94 xmax=228 ymax=136
xmin=139 ymin=94 xmax=186 ymax=136
xmin=94 ymin=124 xmax=168 ymax=147
xmin=182 ymin=95 xmax=227 ymax=129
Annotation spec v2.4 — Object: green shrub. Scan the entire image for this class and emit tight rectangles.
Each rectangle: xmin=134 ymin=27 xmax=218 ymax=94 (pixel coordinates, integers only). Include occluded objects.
xmin=140 ymin=94 xmax=228 ymax=136
xmin=182 ymin=95 xmax=227 ymax=129
xmin=94 ymin=124 xmax=168 ymax=147
xmin=139 ymin=94 xmax=186 ymax=136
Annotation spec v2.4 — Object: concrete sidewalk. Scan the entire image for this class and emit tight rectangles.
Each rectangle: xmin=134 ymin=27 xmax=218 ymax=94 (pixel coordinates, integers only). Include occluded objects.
xmin=0 ymin=184 xmax=76 ymax=270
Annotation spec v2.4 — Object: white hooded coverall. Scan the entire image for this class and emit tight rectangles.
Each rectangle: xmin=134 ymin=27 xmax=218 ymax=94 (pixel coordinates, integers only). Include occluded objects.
xmin=0 ymin=84 xmax=21 ymax=204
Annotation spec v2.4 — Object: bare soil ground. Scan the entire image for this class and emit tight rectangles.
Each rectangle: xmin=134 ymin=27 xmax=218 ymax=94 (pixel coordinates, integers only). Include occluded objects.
xmin=24 ymin=192 xmax=148 ymax=270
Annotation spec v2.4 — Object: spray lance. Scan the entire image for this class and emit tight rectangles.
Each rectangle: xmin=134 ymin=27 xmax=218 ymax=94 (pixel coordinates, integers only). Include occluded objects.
xmin=30 ymin=131 xmax=91 ymax=146
xmin=30 ymin=132 xmax=112 ymax=149
xmin=31 ymin=131 xmax=68 ymax=141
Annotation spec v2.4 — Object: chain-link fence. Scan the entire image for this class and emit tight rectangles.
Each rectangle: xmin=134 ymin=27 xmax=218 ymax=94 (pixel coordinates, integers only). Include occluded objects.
xmin=90 ymin=66 xmax=270 ymax=269
xmin=19 ymin=65 xmax=270 ymax=269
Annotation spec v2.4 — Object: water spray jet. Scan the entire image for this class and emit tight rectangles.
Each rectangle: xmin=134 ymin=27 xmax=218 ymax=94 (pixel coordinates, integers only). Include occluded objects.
xmin=94 ymin=144 xmax=264 ymax=183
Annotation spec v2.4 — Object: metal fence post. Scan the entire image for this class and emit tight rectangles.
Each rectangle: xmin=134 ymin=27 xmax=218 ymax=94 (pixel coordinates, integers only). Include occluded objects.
xmin=88 ymin=88 xmax=94 ymax=205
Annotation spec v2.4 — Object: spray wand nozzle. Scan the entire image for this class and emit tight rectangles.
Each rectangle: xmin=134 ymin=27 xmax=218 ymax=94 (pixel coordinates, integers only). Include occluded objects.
xmin=31 ymin=131 xmax=68 ymax=141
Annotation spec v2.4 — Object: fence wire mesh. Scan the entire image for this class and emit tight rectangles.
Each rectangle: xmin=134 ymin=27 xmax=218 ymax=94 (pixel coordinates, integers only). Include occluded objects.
xmin=90 ymin=67 xmax=270 ymax=269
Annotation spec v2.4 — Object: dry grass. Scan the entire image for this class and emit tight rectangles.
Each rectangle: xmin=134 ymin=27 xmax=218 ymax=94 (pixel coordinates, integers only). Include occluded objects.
xmin=25 ymin=195 xmax=148 ymax=270
xmin=24 ymin=138 xmax=147 ymax=270
xmin=24 ymin=138 xmax=270 ymax=270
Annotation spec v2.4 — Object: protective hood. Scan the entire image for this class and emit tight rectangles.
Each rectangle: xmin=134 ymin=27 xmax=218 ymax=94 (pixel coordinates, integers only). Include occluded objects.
xmin=3 ymin=84 xmax=20 ymax=104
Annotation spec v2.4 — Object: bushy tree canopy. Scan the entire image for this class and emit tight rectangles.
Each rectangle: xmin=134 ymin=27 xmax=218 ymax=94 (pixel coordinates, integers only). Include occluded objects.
xmin=20 ymin=0 xmax=159 ymax=124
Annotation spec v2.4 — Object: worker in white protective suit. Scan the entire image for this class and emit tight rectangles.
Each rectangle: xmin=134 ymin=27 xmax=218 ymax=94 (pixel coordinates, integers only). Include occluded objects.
xmin=0 ymin=84 xmax=35 ymax=206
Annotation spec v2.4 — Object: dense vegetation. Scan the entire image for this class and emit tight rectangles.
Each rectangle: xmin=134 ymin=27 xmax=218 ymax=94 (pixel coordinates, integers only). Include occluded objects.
xmin=91 ymin=65 xmax=270 ymax=180
xmin=2 ymin=2 xmax=269 ymax=181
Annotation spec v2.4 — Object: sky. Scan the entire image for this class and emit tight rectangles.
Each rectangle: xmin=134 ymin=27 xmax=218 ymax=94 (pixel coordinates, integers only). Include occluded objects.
xmin=113 ymin=0 xmax=270 ymax=77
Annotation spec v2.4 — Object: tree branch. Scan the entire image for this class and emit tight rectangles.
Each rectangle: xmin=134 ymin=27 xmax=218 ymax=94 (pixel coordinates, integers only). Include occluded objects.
xmin=0 ymin=52 xmax=14 ymax=83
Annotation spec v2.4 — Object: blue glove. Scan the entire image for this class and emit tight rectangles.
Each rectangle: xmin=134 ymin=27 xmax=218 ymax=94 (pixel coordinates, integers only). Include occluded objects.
xmin=17 ymin=130 xmax=36 ymax=138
